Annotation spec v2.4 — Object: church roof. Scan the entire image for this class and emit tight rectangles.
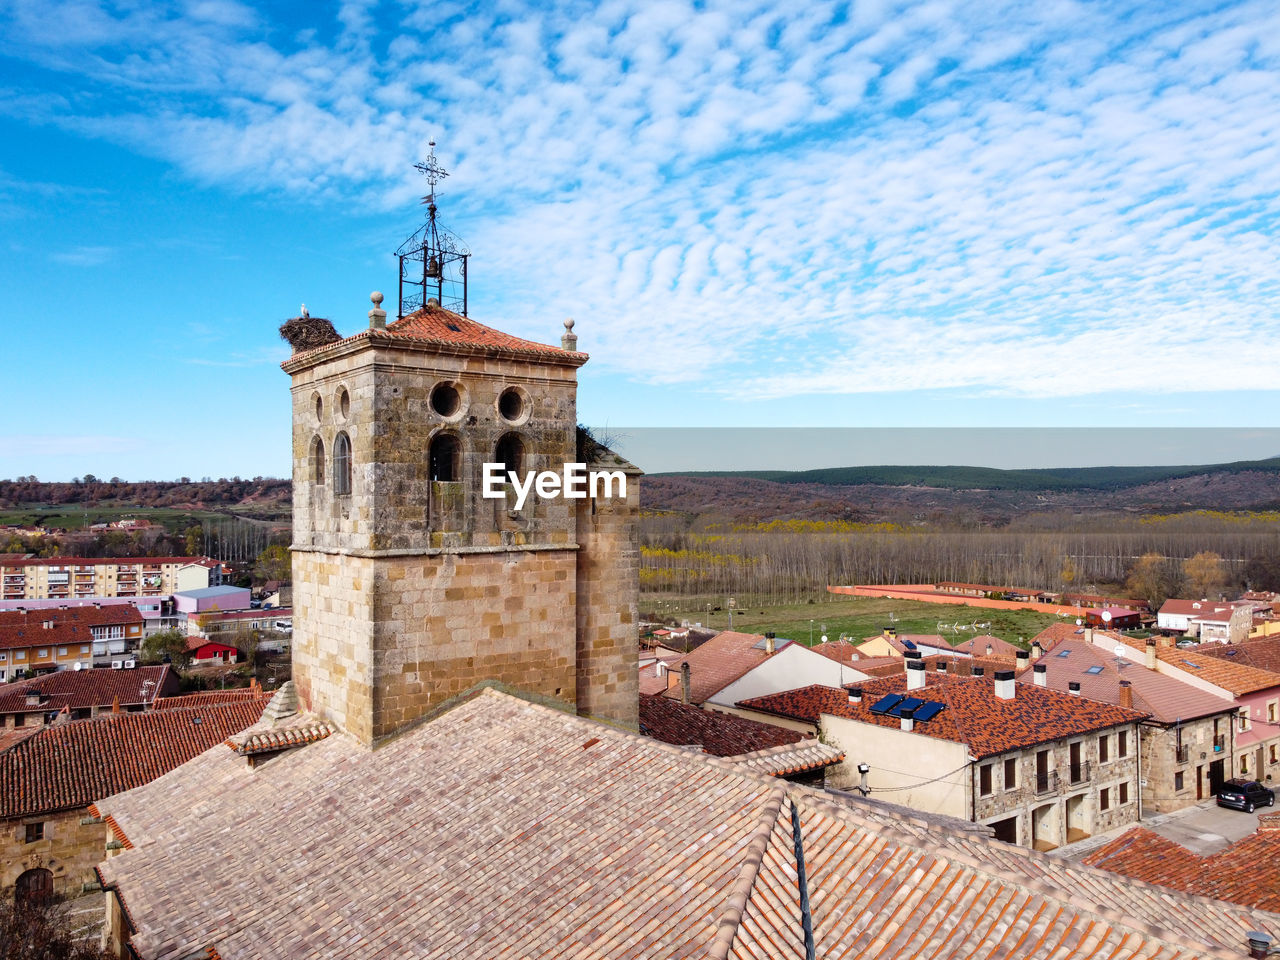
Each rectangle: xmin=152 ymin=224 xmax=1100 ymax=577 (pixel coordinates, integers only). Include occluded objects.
xmin=97 ymin=687 xmax=1278 ymax=960
xmin=282 ymin=303 xmax=587 ymax=370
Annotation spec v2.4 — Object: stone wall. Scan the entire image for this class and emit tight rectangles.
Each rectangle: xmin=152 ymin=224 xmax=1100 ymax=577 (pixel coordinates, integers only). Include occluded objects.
xmin=574 ymin=465 xmax=641 ymax=728
xmin=0 ymin=807 xmax=106 ymax=901
xmin=1140 ymin=714 xmax=1230 ymax=814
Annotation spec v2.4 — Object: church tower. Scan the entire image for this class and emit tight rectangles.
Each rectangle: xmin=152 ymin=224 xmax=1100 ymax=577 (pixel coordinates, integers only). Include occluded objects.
xmin=281 ymin=148 xmax=639 ymax=745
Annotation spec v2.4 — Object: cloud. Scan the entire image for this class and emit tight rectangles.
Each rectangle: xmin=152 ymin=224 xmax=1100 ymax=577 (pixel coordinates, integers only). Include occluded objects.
xmin=1 ymin=0 xmax=1279 ymax=401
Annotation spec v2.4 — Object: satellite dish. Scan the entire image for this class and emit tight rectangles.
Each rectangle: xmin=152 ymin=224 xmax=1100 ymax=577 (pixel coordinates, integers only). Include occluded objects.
xmin=1075 ymin=619 xmax=1083 ymax=626
xmin=1101 ymin=610 xmax=1113 ymax=622
xmin=1114 ymin=645 xmax=1125 ymax=658
xmin=821 ymin=635 xmax=829 ymax=644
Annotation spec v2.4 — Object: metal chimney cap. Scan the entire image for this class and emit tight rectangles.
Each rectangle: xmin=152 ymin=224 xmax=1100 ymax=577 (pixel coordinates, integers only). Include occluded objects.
xmin=1033 ymin=662 xmax=1047 ymax=673
xmin=993 ymin=670 xmax=1015 ymax=681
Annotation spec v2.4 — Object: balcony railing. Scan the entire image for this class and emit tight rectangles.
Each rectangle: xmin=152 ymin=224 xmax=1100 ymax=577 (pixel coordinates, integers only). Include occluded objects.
xmin=1035 ymin=771 xmax=1058 ymax=795
xmin=1068 ymin=761 xmax=1091 ymax=785
xmin=1176 ymin=745 xmax=1190 ymax=764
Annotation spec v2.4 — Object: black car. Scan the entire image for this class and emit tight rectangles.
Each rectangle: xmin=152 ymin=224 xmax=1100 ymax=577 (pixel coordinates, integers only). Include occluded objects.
xmin=1217 ymin=778 xmax=1276 ymax=813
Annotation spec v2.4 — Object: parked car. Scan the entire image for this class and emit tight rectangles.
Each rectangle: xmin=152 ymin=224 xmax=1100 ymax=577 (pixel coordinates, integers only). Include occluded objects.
xmin=1217 ymin=779 xmax=1276 ymax=813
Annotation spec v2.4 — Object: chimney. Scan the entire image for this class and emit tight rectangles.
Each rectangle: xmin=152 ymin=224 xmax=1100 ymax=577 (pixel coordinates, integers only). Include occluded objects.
xmin=882 ymin=626 xmax=891 ymax=638
xmin=1119 ymin=680 xmax=1133 ymax=709
xmin=936 ymin=661 xmax=948 ymax=674
xmin=1068 ymin=680 xmax=1081 ymax=695
xmin=1031 ymin=641 xmax=1044 ymax=661
xmin=1085 ymin=627 xmax=1094 ymax=644
xmin=1033 ymin=663 xmax=1047 ymax=687
xmin=972 ymin=666 xmax=985 ymax=677
xmin=764 ymin=632 xmax=776 ymax=655
xmin=848 ymin=687 xmax=863 ymax=704
xmin=1015 ymin=649 xmax=1030 ymax=670
xmin=906 ymin=656 xmax=927 ymax=691
xmin=994 ymin=669 xmax=1015 ymax=700
xmin=368 ymin=291 xmax=387 ymax=330
xmin=680 ymin=663 xmax=692 ymax=704
xmin=1145 ymin=638 xmax=1157 ymax=670
xmin=900 ymin=706 xmax=915 ymax=732
xmin=985 ymin=643 xmax=993 ymax=656
xmin=1248 ymin=932 xmax=1275 ymax=960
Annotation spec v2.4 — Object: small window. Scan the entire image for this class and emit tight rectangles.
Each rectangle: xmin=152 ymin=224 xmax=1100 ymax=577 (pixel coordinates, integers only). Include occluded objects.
xmin=338 ymin=387 xmax=350 ymax=419
xmin=57 ymin=647 xmax=67 ymax=656
xmin=1003 ymin=757 xmax=1017 ymax=790
xmin=1118 ymin=730 xmax=1129 ymax=758
xmin=313 ymin=393 xmax=323 ymax=421
xmin=1085 ymin=665 xmax=1104 ymax=675
xmin=1098 ymin=735 xmax=1109 ymax=764
xmin=1239 ymin=708 xmax=1251 ymax=732
xmin=16 ymin=651 xmax=25 ymax=660
xmin=979 ymin=763 xmax=993 ymax=796
xmin=1270 ymin=700 xmax=1278 ymax=724
xmin=1100 ymin=787 xmax=1111 ymax=811
xmin=24 ymin=822 xmax=43 ymax=843
xmin=333 ymin=432 xmax=352 ymax=496
xmin=1175 ymin=771 xmax=1185 ymax=791
xmin=429 ymin=433 xmax=461 ymax=483
xmin=430 ymin=382 xmax=461 ymax=417
xmin=1119 ymin=781 xmax=1130 ymax=804
xmin=496 ymin=433 xmax=524 ymax=476
xmin=498 ymin=387 xmax=525 ymax=422
xmin=80 ymin=645 xmax=88 ymax=654
xmin=311 ymin=436 xmax=325 ymax=485
xmin=1242 ymin=754 xmax=1250 ymax=775
xmin=1271 ymin=745 xmax=1278 ymax=765
xmin=36 ymin=649 xmax=47 ymax=658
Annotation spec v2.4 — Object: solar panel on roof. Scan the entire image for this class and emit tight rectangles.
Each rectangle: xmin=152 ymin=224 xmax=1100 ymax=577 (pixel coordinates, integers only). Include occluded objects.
xmin=890 ymin=696 xmax=925 ymax=718
xmin=913 ymin=701 xmax=945 ymax=722
xmin=869 ymin=694 xmax=904 ymax=716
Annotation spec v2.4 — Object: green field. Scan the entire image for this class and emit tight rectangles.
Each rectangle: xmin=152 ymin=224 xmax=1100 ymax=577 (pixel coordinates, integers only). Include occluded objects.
xmin=645 ymin=593 xmax=1065 ymax=649
xmin=0 ymin=504 xmax=242 ymax=532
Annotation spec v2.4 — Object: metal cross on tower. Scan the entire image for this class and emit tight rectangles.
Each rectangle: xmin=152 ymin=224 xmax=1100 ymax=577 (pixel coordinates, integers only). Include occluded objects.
xmin=397 ymin=139 xmax=470 ymax=319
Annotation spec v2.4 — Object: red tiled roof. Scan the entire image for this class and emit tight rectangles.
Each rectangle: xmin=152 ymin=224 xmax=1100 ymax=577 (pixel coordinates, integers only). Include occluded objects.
xmin=1149 ymin=643 xmax=1280 ymax=695
xmin=153 ymin=690 xmax=268 ymax=710
xmin=1198 ymin=636 xmax=1280 ymax=675
xmin=1084 ymin=820 xmax=1280 ymax=911
xmin=0 ymin=665 xmax=177 ymax=715
xmin=661 ymin=631 xmax=783 ymax=703
xmin=283 ymin=304 xmax=587 ymax=368
xmin=0 ymin=698 xmax=269 ymax=818
xmin=0 ymin=604 xmax=143 ymax=651
xmin=856 ymin=654 xmax=1015 ymax=679
xmin=1017 ymin=637 xmax=1234 ymax=723
xmin=740 ymin=673 xmax=1147 ymax=759
xmin=195 ymin=607 xmax=291 ymax=622
xmin=639 ymin=694 xmax=804 ymax=756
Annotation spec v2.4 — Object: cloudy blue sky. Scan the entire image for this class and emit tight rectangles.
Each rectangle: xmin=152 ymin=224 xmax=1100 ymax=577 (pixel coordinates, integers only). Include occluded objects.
xmin=1 ymin=0 xmax=1278 ymax=479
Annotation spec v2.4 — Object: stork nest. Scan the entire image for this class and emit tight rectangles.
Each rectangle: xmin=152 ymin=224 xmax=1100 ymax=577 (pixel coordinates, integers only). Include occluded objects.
xmin=279 ymin=316 xmax=342 ymax=353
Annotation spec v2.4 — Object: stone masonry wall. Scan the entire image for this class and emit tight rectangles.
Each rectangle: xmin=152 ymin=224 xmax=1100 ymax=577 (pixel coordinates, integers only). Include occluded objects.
xmin=574 ymin=471 xmax=640 ymax=728
xmin=0 ymin=808 xmax=106 ymax=901
xmin=369 ymin=548 xmax=578 ymax=740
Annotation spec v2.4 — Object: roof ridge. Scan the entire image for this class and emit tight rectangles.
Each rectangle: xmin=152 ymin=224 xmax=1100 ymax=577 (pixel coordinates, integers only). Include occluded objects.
xmin=707 ymin=785 xmax=789 ymax=960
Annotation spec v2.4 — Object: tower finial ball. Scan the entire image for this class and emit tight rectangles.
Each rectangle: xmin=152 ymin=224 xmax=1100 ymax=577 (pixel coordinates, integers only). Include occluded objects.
xmin=564 ymin=317 xmax=575 ymax=330
xmin=371 ymin=291 xmax=384 ymax=306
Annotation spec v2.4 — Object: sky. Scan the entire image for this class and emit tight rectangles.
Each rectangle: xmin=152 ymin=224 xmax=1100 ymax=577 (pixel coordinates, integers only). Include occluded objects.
xmin=1 ymin=0 xmax=1279 ymax=479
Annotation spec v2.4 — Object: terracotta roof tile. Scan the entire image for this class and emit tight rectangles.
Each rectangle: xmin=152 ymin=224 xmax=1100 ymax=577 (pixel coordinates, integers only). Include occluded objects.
xmin=662 ymin=631 xmax=786 ymax=703
xmin=639 ymin=694 xmax=804 ymax=756
xmin=0 ymin=664 xmax=177 ymax=715
xmin=723 ymin=741 xmax=844 ymax=777
xmin=94 ymin=687 xmax=1280 ymax=959
xmin=1084 ymin=820 xmax=1280 ymax=911
xmin=0 ymin=604 xmax=143 ymax=651
xmin=0 ymin=699 xmax=267 ymax=818
xmin=740 ymin=674 xmax=1147 ymax=759
xmin=1197 ymin=635 xmax=1280 ymax=674
xmin=1151 ymin=643 xmax=1280 ymax=694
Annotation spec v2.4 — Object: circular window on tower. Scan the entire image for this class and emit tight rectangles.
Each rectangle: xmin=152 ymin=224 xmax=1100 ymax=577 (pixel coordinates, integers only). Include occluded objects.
xmin=338 ymin=387 xmax=350 ymax=419
xmin=497 ymin=386 xmax=530 ymax=425
xmin=430 ymin=381 xmax=466 ymax=420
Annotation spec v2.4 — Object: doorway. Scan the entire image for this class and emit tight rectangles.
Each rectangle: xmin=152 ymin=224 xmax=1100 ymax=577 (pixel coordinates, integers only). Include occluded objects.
xmin=14 ymin=868 xmax=52 ymax=908
xmin=1210 ymin=759 xmax=1226 ymax=796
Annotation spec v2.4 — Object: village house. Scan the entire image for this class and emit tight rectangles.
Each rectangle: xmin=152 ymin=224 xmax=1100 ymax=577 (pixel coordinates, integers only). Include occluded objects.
xmin=0 ymin=664 xmax=178 ymax=727
xmin=1158 ymin=598 xmax=1253 ymax=643
xmin=738 ymin=653 xmax=1146 ymax=850
xmin=1096 ymin=633 xmax=1280 ymax=785
xmin=855 ymin=626 xmax=1021 ymax=660
xmin=1023 ymin=625 xmax=1238 ymax=811
xmin=0 ymin=605 xmax=145 ymax=680
xmin=0 ymin=696 xmax=268 ymax=905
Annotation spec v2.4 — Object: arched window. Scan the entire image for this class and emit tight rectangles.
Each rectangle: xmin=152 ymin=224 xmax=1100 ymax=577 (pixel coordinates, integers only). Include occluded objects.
xmin=15 ymin=868 xmax=52 ymax=908
xmin=310 ymin=436 xmax=325 ymax=485
xmin=333 ymin=432 xmax=352 ymax=495
xmin=429 ymin=433 xmax=460 ymax=482
xmin=496 ymin=433 xmax=524 ymax=476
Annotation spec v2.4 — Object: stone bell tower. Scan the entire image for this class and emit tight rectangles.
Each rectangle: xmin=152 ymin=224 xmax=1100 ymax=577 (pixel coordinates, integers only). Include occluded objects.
xmin=280 ymin=153 xmax=639 ymax=744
